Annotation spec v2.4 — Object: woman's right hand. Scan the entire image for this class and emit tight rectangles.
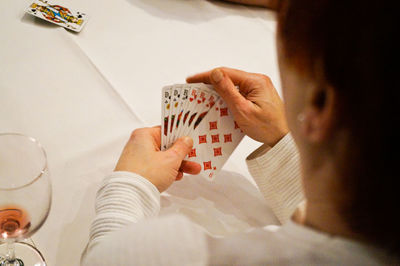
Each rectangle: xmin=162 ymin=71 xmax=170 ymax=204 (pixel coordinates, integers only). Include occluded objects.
xmin=187 ymin=67 xmax=288 ymax=147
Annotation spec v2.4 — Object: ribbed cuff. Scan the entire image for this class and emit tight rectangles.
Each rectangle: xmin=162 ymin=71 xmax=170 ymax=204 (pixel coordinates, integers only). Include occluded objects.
xmin=89 ymin=171 xmax=161 ymax=244
xmin=246 ymin=134 xmax=304 ymax=224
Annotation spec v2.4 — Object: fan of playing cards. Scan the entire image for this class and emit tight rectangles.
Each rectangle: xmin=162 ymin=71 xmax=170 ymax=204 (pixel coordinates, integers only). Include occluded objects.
xmin=161 ymin=83 xmax=245 ymax=181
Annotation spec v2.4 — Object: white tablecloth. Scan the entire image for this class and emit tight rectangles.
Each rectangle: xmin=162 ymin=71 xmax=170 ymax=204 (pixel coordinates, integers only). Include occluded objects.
xmin=1 ymin=1 xmax=280 ymax=265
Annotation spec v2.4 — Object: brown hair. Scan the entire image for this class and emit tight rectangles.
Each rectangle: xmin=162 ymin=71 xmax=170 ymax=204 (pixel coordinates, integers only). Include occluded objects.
xmin=277 ymin=0 xmax=398 ymax=255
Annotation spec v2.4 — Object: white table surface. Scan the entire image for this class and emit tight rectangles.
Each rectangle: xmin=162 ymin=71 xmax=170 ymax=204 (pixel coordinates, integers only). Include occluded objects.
xmin=1 ymin=1 xmax=281 ymax=265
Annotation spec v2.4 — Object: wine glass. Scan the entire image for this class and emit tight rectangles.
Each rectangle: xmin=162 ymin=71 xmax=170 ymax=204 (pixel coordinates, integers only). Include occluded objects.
xmin=0 ymin=133 xmax=51 ymax=266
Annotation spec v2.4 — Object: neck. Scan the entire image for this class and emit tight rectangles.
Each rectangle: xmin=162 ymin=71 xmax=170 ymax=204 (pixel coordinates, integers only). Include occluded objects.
xmin=303 ymin=200 xmax=359 ymax=240
xmin=300 ymin=159 xmax=361 ymax=241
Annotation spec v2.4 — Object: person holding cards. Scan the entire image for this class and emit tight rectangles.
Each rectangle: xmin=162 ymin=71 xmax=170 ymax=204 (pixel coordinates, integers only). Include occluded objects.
xmin=82 ymin=0 xmax=399 ymax=265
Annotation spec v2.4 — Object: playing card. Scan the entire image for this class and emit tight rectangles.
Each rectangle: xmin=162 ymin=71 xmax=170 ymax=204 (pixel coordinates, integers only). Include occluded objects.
xmin=189 ymin=85 xmax=219 ymax=133
xmin=205 ymin=98 xmax=245 ymax=178
xmin=26 ymin=0 xmax=88 ymax=32
xmin=167 ymin=84 xmax=184 ymax=148
xmin=170 ymin=84 xmax=190 ymax=145
xmin=186 ymin=97 xmax=244 ymax=180
xmin=161 ymin=85 xmax=173 ymax=151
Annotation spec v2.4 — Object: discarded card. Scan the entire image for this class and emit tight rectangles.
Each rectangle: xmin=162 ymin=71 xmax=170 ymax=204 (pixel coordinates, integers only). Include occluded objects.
xmin=26 ymin=0 xmax=88 ymax=32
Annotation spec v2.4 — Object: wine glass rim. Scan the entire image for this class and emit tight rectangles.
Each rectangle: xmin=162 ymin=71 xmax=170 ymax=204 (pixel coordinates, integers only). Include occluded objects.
xmin=0 ymin=132 xmax=48 ymax=191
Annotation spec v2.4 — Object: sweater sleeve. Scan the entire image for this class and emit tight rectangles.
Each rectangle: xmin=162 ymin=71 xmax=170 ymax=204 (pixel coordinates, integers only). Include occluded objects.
xmin=81 ymin=171 xmax=208 ymax=266
xmin=246 ymin=133 xmax=304 ymax=224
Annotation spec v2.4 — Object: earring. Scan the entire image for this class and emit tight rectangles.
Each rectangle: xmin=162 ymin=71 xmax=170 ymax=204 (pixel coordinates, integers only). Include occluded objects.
xmin=297 ymin=113 xmax=306 ymax=123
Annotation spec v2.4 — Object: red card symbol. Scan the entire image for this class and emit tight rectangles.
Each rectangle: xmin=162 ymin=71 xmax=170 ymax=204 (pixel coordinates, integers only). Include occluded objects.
xmin=189 ymin=97 xmax=193 ymax=102
xmin=189 ymin=148 xmax=197 ymax=158
xmin=197 ymin=100 xmax=202 ymax=104
xmin=209 ymin=172 xmax=214 ymax=178
xmin=213 ymin=147 xmax=222 ymax=157
xmin=211 ymin=134 xmax=220 ymax=143
xmin=224 ymin=134 xmax=232 ymax=143
xmin=203 ymin=161 xmax=212 ymax=170
xmin=199 ymin=135 xmax=207 ymax=144
xmin=209 ymin=121 xmax=218 ymax=130
xmin=220 ymin=107 xmax=228 ymax=117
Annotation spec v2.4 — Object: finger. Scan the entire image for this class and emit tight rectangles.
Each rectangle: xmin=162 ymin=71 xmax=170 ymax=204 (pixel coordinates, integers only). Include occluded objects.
xmin=180 ymin=160 xmax=201 ymax=175
xmin=187 ymin=67 xmax=253 ymax=86
xmin=215 ymin=67 xmax=254 ymax=86
xmin=166 ymin=136 xmax=193 ymax=161
xmin=148 ymin=126 xmax=162 ymax=149
xmin=209 ymin=68 xmax=247 ymax=108
xmin=176 ymin=171 xmax=183 ymax=181
xmin=186 ymin=71 xmax=212 ymax=84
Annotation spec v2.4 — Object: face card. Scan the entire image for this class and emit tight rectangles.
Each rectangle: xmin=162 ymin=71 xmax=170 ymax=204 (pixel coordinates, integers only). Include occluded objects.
xmin=26 ymin=0 xmax=89 ymax=32
xmin=170 ymin=84 xmax=190 ymax=145
xmin=177 ymin=85 xmax=201 ymax=137
xmin=161 ymin=86 xmax=172 ymax=151
xmin=181 ymin=84 xmax=219 ymax=137
xmin=166 ymin=84 xmax=183 ymax=149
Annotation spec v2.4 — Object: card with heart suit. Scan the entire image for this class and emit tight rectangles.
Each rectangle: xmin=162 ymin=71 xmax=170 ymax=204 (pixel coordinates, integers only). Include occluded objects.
xmin=161 ymin=83 xmax=244 ymax=181
xmin=26 ymin=0 xmax=88 ymax=32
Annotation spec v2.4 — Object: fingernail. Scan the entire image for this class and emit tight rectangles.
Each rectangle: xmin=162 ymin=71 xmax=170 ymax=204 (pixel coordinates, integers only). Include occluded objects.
xmin=211 ymin=69 xmax=223 ymax=83
xmin=182 ymin=136 xmax=193 ymax=146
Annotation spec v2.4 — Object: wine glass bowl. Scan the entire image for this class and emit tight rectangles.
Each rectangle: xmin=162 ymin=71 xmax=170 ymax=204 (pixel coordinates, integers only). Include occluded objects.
xmin=0 ymin=133 xmax=51 ymax=266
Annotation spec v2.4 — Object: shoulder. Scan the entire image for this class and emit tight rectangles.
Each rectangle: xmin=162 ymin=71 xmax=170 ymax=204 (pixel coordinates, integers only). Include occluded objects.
xmin=83 ymin=214 xmax=208 ymax=266
xmin=207 ymin=221 xmax=393 ymax=265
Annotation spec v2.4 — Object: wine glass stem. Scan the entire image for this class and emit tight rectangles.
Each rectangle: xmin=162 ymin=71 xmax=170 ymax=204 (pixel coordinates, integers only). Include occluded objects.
xmin=5 ymin=240 xmax=16 ymax=262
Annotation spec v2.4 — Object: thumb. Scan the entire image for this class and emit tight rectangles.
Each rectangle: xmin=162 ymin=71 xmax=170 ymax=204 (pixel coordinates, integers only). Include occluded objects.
xmin=210 ymin=68 xmax=247 ymax=107
xmin=166 ymin=136 xmax=193 ymax=161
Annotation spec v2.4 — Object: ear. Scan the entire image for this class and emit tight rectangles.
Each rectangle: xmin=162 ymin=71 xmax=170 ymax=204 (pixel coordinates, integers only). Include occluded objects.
xmin=299 ymin=84 xmax=336 ymax=143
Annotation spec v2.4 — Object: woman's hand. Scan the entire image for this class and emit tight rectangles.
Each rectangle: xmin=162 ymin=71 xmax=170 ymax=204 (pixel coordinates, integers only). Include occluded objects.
xmin=187 ymin=67 xmax=288 ymax=147
xmin=114 ymin=126 xmax=201 ymax=192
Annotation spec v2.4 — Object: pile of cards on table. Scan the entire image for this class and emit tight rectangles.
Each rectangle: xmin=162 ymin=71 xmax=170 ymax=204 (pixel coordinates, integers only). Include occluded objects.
xmin=161 ymin=83 xmax=244 ymax=181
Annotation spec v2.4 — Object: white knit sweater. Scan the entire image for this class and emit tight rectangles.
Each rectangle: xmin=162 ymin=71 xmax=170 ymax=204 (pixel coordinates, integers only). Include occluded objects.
xmin=81 ymin=134 xmax=396 ymax=265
